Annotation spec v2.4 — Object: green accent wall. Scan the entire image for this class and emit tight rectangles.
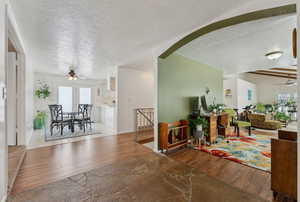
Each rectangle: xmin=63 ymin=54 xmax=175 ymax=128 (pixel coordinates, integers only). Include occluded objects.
xmin=158 ymin=54 xmax=223 ymax=122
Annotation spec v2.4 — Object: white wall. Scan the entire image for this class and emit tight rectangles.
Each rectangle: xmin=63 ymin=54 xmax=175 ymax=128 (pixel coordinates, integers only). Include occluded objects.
xmin=0 ymin=1 xmax=7 ymax=201
xmin=117 ymin=67 xmax=154 ymax=134
xmin=0 ymin=2 xmax=31 ymax=201
xmin=237 ymin=78 xmax=257 ymax=109
xmin=223 ymin=77 xmax=257 ymax=110
xmin=223 ymin=78 xmax=237 ymax=108
xmin=24 ymin=59 xmax=34 ymax=145
xmin=240 ymin=73 xmax=297 ymax=104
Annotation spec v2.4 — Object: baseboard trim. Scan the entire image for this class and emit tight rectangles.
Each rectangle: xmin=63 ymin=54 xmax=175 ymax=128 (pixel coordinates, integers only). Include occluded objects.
xmin=1 ymin=195 xmax=7 ymax=202
xmin=118 ymin=130 xmax=135 ymax=135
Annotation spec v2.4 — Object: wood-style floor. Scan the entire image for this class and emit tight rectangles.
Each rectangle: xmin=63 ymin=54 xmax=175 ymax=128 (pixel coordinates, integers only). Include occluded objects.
xmin=8 ymin=146 xmax=26 ymax=193
xmin=12 ymin=131 xmax=273 ymax=201
xmin=12 ymin=134 xmax=151 ymax=194
xmin=169 ymin=149 xmax=272 ymax=201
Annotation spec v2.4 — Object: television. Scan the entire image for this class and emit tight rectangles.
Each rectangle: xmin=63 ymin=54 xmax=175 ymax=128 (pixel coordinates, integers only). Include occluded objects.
xmin=201 ymin=95 xmax=208 ymax=113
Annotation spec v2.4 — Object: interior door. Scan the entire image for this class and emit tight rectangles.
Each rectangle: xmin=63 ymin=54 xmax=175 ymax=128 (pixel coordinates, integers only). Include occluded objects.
xmin=6 ymin=52 xmax=17 ymax=145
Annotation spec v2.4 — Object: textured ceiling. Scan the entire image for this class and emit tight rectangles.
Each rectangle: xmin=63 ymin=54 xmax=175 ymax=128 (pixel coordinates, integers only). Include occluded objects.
xmin=9 ymin=0 xmax=296 ymax=79
xmin=176 ymin=14 xmax=297 ymax=75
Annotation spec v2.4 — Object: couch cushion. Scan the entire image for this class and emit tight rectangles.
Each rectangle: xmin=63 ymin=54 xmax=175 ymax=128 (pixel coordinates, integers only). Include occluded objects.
xmin=249 ymin=113 xmax=265 ymax=122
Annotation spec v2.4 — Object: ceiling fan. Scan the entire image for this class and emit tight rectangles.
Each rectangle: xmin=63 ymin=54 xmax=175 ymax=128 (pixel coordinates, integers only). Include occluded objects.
xmin=66 ymin=69 xmax=78 ymax=80
xmin=65 ymin=66 xmax=87 ymax=81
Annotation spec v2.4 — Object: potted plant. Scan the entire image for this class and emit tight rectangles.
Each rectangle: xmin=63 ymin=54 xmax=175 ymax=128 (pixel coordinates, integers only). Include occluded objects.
xmin=34 ymin=111 xmax=47 ymax=130
xmin=208 ymin=104 xmax=225 ymax=113
xmin=188 ymin=117 xmax=209 ymax=145
xmin=274 ymin=112 xmax=291 ymax=122
xmin=35 ymin=81 xmax=51 ymax=99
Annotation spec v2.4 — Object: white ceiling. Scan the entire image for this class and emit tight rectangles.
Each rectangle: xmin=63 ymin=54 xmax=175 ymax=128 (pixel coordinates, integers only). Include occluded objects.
xmin=176 ymin=14 xmax=297 ymax=75
xmin=9 ymin=1 xmax=296 ymax=79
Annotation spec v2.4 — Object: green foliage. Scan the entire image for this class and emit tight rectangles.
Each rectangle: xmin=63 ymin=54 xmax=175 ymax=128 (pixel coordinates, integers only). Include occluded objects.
xmin=188 ymin=117 xmax=209 ymax=136
xmin=35 ymin=81 xmax=51 ymax=99
xmin=255 ymin=103 xmax=266 ymax=113
xmin=274 ymin=112 xmax=291 ymax=122
xmin=208 ymin=104 xmax=225 ymax=113
xmin=264 ymin=104 xmax=274 ymax=113
xmin=35 ymin=111 xmax=47 ymax=119
xmin=286 ymin=99 xmax=296 ymax=107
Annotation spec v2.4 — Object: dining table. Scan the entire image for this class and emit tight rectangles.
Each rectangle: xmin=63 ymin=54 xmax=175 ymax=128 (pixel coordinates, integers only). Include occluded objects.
xmin=63 ymin=112 xmax=83 ymax=133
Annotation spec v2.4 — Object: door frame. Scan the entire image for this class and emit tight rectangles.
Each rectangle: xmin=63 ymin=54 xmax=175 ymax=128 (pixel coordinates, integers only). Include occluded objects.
xmin=7 ymin=15 xmax=26 ymax=146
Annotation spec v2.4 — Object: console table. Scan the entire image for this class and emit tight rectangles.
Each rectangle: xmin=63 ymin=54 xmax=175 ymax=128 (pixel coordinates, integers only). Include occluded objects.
xmin=159 ymin=120 xmax=189 ymax=153
xmin=190 ymin=113 xmax=229 ymax=145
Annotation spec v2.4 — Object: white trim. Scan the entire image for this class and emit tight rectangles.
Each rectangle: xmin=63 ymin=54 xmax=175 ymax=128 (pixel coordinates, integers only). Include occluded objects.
xmin=7 ymin=15 xmax=26 ymax=146
xmin=1 ymin=195 xmax=7 ymax=202
xmin=153 ymin=56 xmax=159 ymax=152
xmin=118 ymin=130 xmax=135 ymax=135
xmin=297 ymin=3 xmax=300 ymax=201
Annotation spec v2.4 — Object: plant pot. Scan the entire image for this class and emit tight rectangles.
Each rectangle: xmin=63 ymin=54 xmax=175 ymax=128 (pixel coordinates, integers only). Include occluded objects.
xmin=34 ymin=118 xmax=45 ymax=130
xmin=196 ymin=125 xmax=203 ymax=131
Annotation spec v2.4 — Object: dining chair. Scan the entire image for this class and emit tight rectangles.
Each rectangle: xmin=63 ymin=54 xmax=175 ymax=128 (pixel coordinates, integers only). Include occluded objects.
xmin=48 ymin=105 xmax=71 ymax=136
xmin=73 ymin=104 xmax=86 ymax=132
xmin=78 ymin=104 xmax=93 ymax=131
xmin=224 ymin=108 xmax=251 ymax=137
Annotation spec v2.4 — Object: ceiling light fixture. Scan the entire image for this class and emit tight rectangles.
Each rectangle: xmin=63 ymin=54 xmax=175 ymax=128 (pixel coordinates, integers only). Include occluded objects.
xmin=67 ymin=70 xmax=78 ymax=81
xmin=265 ymin=51 xmax=283 ymax=60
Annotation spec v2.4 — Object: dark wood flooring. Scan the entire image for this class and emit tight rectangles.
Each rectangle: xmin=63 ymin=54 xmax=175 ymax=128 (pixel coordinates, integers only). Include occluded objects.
xmin=12 ymin=131 xmax=275 ymax=201
xmin=12 ymin=134 xmax=151 ymax=194
xmin=169 ymin=149 xmax=272 ymax=201
xmin=8 ymin=146 xmax=26 ymax=193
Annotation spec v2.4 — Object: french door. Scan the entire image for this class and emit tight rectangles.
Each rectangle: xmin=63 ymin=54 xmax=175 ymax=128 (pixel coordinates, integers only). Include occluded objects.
xmin=58 ymin=87 xmax=92 ymax=112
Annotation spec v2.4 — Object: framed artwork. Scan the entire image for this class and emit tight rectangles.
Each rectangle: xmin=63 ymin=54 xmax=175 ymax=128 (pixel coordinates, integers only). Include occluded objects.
xmin=248 ymin=89 xmax=252 ymax=101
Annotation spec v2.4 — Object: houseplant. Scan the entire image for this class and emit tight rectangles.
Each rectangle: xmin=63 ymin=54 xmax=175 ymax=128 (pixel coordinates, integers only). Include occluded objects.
xmin=35 ymin=81 xmax=51 ymax=99
xmin=274 ymin=112 xmax=291 ymax=122
xmin=208 ymin=104 xmax=225 ymax=113
xmin=188 ymin=116 xmax=209 ymax=145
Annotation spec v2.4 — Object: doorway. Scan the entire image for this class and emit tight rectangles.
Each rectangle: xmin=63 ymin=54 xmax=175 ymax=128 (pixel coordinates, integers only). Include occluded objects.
xmin=6 ymin=19 xmax=26 ymax=194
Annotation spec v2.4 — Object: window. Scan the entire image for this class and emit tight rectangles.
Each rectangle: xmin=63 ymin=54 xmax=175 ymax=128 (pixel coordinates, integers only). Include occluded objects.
xmin=79 ymin=88 xmax=91 ymax=104
xmin=58 ymin=86 xmax=73 ymax=112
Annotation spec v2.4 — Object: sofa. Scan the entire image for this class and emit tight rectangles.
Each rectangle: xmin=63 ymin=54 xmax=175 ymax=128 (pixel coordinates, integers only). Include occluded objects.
xmin=248 ymin=113 xmax=281 ymax=130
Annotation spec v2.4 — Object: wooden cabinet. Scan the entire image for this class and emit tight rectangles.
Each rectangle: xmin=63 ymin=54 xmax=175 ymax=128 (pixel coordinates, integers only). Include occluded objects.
xmin=202 ymin=115 xmax=218 ymax=144
xmin=159 ymin=120 xmax=189 ymax=153
xmin=271 ymin=130 xmax=297 ymax=201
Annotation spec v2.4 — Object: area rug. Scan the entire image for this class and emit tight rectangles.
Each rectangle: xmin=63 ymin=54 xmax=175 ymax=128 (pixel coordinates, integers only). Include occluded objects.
xmin=195 ymin=134 xmax=271 ymax=172
xmin=44 ymin=125 xmax=102 ymax=141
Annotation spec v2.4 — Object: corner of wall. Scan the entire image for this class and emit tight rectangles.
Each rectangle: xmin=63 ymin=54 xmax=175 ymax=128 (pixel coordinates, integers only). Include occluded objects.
xmin=1 ymin=195 xmax=7 ymax=202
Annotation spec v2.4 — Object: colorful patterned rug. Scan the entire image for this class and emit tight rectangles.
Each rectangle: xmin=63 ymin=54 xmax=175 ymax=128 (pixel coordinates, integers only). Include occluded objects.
xmin=195 ymin=134 xmax=271 ymax=172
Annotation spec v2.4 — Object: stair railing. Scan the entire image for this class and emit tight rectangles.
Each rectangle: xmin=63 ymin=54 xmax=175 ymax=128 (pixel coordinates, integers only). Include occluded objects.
xmin=135 ymin=108 xmax=154 ymax=142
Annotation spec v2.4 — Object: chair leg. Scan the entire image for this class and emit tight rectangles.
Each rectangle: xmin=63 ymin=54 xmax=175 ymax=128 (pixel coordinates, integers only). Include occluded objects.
xmin=50 ymin=125 xmax=53 ymax=136
xmin=60 ymin=125 xmax=63 ymax=136
xmin=248 ymin=126 xmax=251 ymax=136
xmin=237 ymin=127 xmax=240 ymax=137
xmin=273 ymin=191 xmax=278 ymax=200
